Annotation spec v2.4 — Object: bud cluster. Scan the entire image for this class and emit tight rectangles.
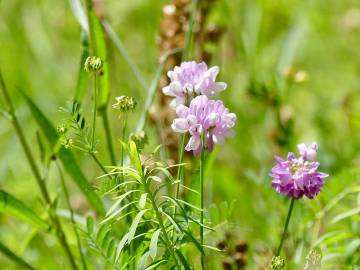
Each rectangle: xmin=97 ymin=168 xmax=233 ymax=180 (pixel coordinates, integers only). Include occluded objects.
xmin=84 ymin=56 xmax=103 ymax=73
xmin=112 ymin=96 xmax=137 ymax=113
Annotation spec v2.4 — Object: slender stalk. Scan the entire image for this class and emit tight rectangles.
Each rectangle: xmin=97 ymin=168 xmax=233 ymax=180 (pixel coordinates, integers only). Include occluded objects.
xmin=120 ymin=117 xmax=127 ymax=168
xmin=90 ymin=152 xmax=108 ymax=175
xmin=0 ymin=70 xmax=78 ymax=270
xmin=175 ymin=134 xmax=186 ymax=198
xmin=101 ymin=110 xmax=117 ymax=165
xmin=56 ymin=161 xmax=87 ymax=270
xmin=276 ymin=198 xmax=295 ymax=256
xmin=120 ymin=117 xmax=127 ymax=184
xmin=199 ymin=147 xmax=205 ymax=270
xmin=144 ymin=181 xmax=181 ymax=270
xmin=91 ymin=74 xmax=97 ymax=148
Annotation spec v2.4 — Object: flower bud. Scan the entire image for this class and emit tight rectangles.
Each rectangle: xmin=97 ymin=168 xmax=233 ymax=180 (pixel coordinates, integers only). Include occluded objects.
xmin=62 ymin=138 xmax=73 ymax=149
xmin=84 ymin=56 xmax=103 ymax=73
xmin=112 ymin=96 xmax=137 ymax=113
xmin=57 ymin=124 xmax=67 ymax=134
xmin=129 ymin=131 xmax=148 ymax=151
xmin=271 ymin=256 xmax=285 ymax=269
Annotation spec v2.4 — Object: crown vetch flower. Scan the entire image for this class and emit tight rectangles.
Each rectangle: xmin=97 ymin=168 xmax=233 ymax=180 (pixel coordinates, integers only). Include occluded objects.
xmin=269 ymin=142 xmax=328 ymax=199
xmin=162 ymin=61 xmax=227 ymax=108
xmin=171 ymin=95 xmax=236 ymax=155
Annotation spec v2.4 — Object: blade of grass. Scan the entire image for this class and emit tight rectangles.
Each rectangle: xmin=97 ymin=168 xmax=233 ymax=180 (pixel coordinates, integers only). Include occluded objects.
xmin=85 ymin=0 xmax=109 ymax=110
xmin=0 ymin=241 xmax=35 ymax=270
xmin=103 ymin=20 xmax=148 ymax=92
xmin=0 ymin=190 xmax=50 ymax=231
xmin=74 ymin=32 xmax=90 ymax=102
xmin=20 ymin=91 xmax=105 ymax=215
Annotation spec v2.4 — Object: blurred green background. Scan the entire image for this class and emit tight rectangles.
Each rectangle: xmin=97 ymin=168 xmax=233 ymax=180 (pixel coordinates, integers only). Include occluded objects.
xmin=0 ymin=0 xmax=359 ymax=269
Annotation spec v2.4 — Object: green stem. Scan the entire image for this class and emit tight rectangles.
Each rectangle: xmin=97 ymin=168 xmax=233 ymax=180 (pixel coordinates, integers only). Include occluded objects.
xmin=276 ymin=198 xmax=295 ymax=256
xmin=101 ymin=110 xmax=117 ymax=165
xmin=200 ymin=147 xmax=205 ymax=270
xmin=90 ymin=152 xmax=108 ymax=175
xmin=120 ymin=117 xmax=127 ymax=183
xmin=175 ymin=134 xmax=186 ymax=199
xmin=91 ymin=74 xmax=97 ymax=148
xmin=0 ymin=70 xmax=78 ymax=270
xmin=56 ymin=161 xmax=87 ymax=270
xmin=145 ymin=181 xmax=181 ymax=270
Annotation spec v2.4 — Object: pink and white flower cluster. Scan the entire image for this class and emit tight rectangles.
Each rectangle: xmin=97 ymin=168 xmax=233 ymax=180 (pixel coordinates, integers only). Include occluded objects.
xmin=163 ymin=61 xmax=236 ymax=155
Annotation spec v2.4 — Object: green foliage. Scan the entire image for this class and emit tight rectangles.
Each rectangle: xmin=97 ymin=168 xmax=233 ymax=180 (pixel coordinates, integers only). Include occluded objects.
xmin=0 ymin=190 xmax=50 ymax=231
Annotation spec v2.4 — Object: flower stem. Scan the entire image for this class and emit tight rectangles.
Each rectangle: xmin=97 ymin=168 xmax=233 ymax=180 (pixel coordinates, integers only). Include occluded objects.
xmin=120 ymin=117 xmax=127 ymax=182
xmin=91 ymin=74 xmax=97 ymax=149
xmin=101 ymin=109 xmax=117 ymax=165
xmin=276 ymin=198 xmax=295 ymax=256
xmin=200 ymin=147 xmax=205 ymax=270
xmin=175 ymin=134 xmax=186 ymax=198
xmin=0 ymin=69 xmax=78 ymax=270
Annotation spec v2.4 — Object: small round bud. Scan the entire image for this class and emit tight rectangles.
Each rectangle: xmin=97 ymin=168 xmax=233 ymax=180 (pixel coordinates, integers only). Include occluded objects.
xmin=129 ymin=131 xmax=148 ymax=151
xmin=112 ymin=96 xmax=137 ymax=113
xmin=84 ymin=56 xmax=103 ymax=73
xmin=271 ymin=256 xmax=285 ymax=270
xmin=57 ymin=124 xmax=67 ymax=134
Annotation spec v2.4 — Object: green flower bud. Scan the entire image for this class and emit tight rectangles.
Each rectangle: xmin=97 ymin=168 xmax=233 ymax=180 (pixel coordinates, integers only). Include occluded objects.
xmin=112 ymin=96 xmax=137 ymax=113
xmin=271 ymin=256 xmax=285 ymax=270
xmin=84 ymin=56 xmax=103 ymax=73
xmin=129 ymin=131 xmax=148 ymax=151
xmin=62 ymin=138 xmax=73 ymax=149
xmin=57 ymin=124 xmax=67 ymax=134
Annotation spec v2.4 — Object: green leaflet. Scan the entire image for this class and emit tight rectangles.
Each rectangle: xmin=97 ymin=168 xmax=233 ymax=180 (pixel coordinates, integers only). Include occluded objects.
xmin=129 ymin=140 xmax=143 ymax=175
xmin=149 ymin=229 xmax=161 ymax=259
xmin=0 ymin=241 xmax=35 ymax=270
xmin=21 ymin=92 xmax=105 ymax=215
xmin=0 ymin=190 xmax=50 ymax=231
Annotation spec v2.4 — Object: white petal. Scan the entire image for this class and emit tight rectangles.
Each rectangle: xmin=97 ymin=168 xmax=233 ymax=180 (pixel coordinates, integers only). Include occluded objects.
xmin=185 ymin=136 xmax=201 ymax=151
xmin=171 ymin=118 xmax=189 ymax=133
xmin=186 ymin=115 xmax=198 ymax=126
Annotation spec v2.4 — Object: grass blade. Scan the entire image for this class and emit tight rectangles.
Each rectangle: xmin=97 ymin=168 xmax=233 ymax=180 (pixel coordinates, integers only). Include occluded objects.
xmin=102 ymin=20 xmax=147 ymax=92
xmin=74 ymin=33 xmax=90 ymax=102
xmin=0 ymin=190 xmax=50 ymax=231
xmin=21 ymin=91 xmax=105 ymax=215
xmin=0 ymin=241 xmax=35 ymax=270
xmin=86 ymin=3 xmax=109 ymax=110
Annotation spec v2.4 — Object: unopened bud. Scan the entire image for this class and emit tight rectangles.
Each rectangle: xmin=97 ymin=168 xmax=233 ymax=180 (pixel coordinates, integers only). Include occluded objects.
xmin=129 ymin=130 xmax=148 ymax=151
xmin=84 ymin=56 xmax=103 ymax=73
xmin=112 ymin=96 xmax=137 ymax=113
xmin=271 ymin=256 xmax=285 ymax=269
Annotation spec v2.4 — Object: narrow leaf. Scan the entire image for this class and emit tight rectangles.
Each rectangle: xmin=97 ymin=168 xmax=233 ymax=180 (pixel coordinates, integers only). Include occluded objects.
xmin=139 ymin=193 xmax=148 ymax=209
xmin=128 ymin=209 xmax=149 ymax=243
xmin=74 ymin=34 xmax=90 ymax=102
xmin=129 ymin=140 xmax=142 ymax=174
xmin=145 ymin=259 xmax=167 ymax=270
xmin=115 ymin=233 xmax=128 ymax=263
xmin=0 ymin=190 xmax=50 ymax=231
xmin=149 ymin=229 xmax=161 ymax=259
xmin=87 ymin=9 xmax=109 ymax=109
xmin=0 ymin=241 xmax=35 ymax=270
